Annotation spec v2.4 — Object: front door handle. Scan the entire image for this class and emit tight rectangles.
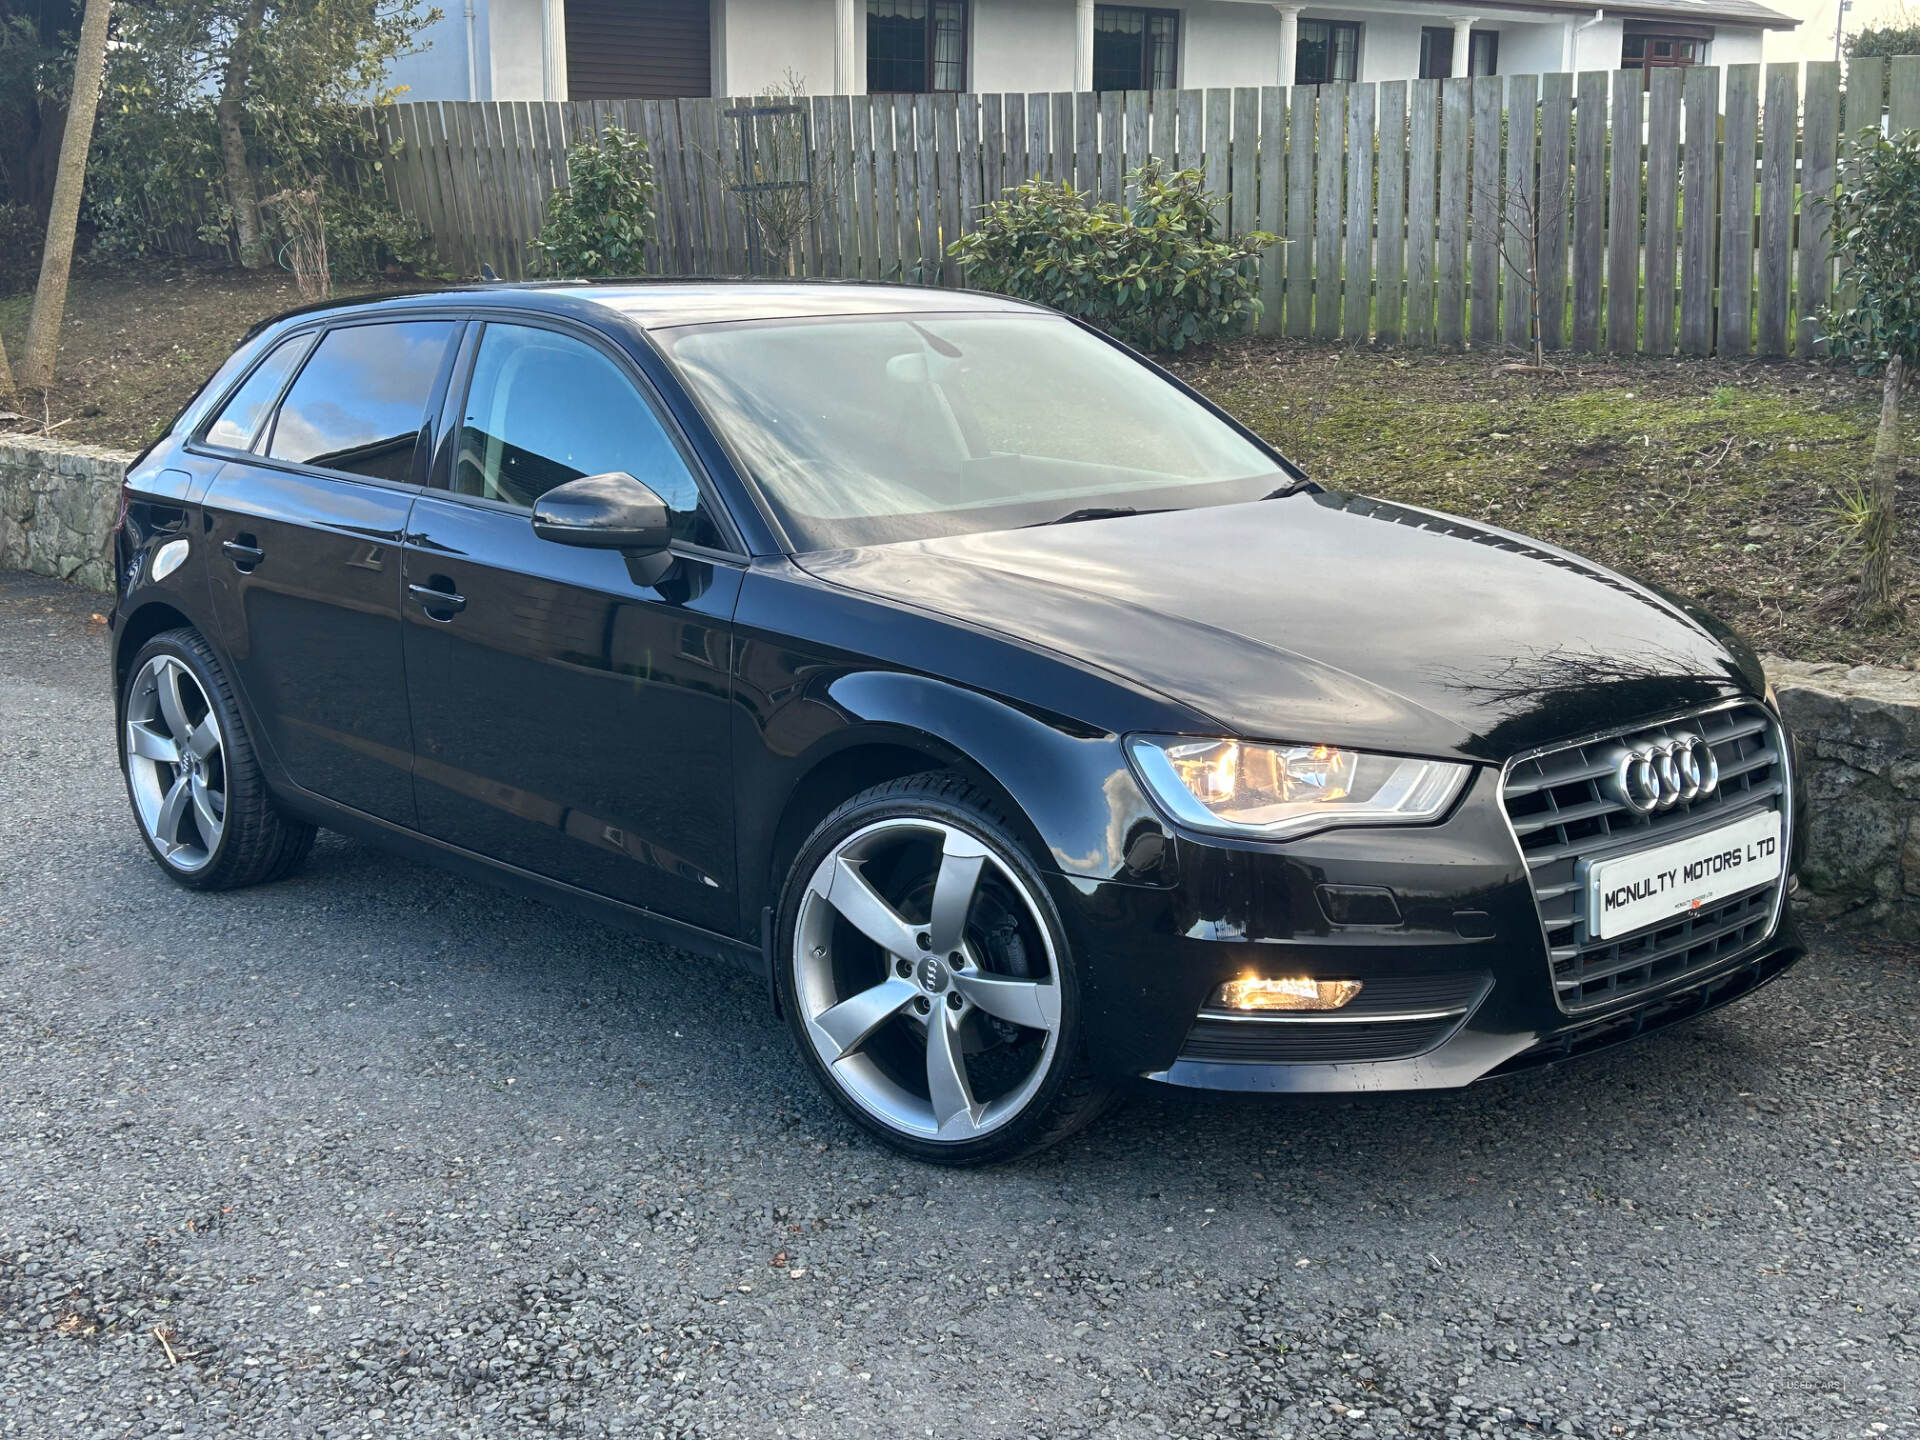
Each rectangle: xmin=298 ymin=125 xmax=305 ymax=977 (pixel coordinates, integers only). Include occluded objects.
xmin=407 ymin=580 xmax=467 ymax=617
xmin=222 ymin=538 xmax=264 ymax=571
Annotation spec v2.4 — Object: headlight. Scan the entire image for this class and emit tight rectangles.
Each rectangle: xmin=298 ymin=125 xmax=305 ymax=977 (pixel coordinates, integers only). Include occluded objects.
xmin=1125 ymin=735 xmax=1471 ymax=840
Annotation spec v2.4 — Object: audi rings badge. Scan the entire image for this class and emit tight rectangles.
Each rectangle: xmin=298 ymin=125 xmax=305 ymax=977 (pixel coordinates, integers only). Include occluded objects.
xmin=1603 ymin=734 xmax=1719 ymax=814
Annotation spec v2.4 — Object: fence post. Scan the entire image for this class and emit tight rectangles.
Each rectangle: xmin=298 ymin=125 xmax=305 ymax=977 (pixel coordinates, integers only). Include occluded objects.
xmin=1375 ymin=80 xmax=1407 ymax=346
xmin=1571 ymin=72 xmax=1606 ymax=352
xmin=1437 ymin=77 xmax=1472 ymax=348
xmin=1341 ymin=84 xmax=1376 ymax=342
xmin=1315 ymin=84 xmax=1347 ymax=341
xmin=1607 ymin=70 xmax=1643 ymax=353
xmin=1405 ymin=78 xmax=1440 ymax=346
xmin=1680 ymin=66 xmax=1719 ymax=355
xmin=1718 ymin=63 xmax=1760 ymax=356
xmin=1757 ymin=62 xmax=1798 ymax=356
xmin=1643 ymin=68 xmax=1682 ymax=356
xmin=1538 ymin=72 xmax=1572 ymax=351
xmin=1471 ymin=74 xmax=1503 ymax=349
xmin=1798 ymin=61 xmax=1841 ymax=357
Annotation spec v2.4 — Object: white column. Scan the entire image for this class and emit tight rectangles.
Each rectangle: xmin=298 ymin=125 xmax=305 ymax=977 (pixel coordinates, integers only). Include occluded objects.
xmin=1450 ymin=15 xmax=1478 ymax=78
xmin=542 ymin=0 xmax=569 ymax=101
xmin=1561 ymin=18 xmax=1577 ymax=72
xmin=834 ymin=0 xmax=859 ymax=94
xmin=1074 ymin=0 xmax=1095 ymax=91
xmin=1273 ymin=4 xmax=1300 ymax=88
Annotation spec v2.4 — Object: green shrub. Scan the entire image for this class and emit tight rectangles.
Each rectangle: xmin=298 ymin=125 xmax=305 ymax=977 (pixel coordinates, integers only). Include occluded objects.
xmin=0 ymin=202 xmax=39 ymax=295
xmin=320 ymin=186 xmax=437 ymax=281
xmin=948 ymin=160 xmax=1276 ymax=353
xmin=531 ymin=127 xmax=657 ymax=278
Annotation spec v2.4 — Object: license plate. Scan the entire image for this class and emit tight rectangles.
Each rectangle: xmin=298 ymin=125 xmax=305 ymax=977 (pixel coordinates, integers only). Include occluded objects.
xmin=1584 ymin=810 xmax=1783 ymax=940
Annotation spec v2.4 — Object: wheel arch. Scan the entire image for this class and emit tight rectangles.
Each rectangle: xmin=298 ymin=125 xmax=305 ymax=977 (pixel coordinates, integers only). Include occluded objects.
xmin=747 ymin=668 xmax=1174 ymax=939
xmin=113 ymin=600 xmax=197 ymax=712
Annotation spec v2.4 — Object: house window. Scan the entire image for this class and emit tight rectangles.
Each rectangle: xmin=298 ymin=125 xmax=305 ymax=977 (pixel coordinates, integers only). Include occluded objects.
xmin=867 ymin=0 xmax=967 ymax=93
xmin=1622 ymin=24 xmax=1708 ymax=88
xmin=1418 ymin=27 xmax=1498 ymax=79
xmin=1093 ymin=6 xmax=1179 ymax=92
xmin=1295 ymin=20 xmax=1359 ymax=86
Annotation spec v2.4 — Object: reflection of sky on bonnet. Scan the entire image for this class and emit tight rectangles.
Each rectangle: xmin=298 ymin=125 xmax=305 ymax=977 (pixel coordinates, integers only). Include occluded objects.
xmin=271 ymin=324 xmax=450 ymax=463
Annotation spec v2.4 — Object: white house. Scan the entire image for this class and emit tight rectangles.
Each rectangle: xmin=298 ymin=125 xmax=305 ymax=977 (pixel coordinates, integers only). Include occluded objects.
xmin=387 ymin=0 xmax=1796 ymax=103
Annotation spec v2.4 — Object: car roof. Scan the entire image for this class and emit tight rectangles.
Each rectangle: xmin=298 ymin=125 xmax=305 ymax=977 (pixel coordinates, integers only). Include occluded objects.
xmin=251 ymin=279 xmax=1046 ymax=338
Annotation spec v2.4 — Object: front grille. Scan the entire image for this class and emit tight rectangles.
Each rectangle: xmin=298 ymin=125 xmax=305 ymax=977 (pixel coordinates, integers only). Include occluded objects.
xmin=1501 ymin=702 xmax=1787 ymax=1011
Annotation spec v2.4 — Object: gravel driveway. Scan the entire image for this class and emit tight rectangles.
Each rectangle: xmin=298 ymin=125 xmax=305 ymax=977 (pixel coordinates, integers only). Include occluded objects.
xmin=3 ymin=567 xmax=1917 ymax=1440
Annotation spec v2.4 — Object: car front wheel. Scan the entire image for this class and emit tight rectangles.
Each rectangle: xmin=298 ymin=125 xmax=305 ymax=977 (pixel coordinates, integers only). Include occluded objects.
xmin=776 ymin=773 xmax=1112 ymax=1164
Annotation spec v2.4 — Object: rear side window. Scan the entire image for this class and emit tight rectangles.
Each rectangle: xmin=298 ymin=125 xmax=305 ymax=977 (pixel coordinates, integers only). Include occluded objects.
xmin=203 ymin=332 xmax=314 ymax=451
xmin=267 ymin=321 xmax=456 ymax=483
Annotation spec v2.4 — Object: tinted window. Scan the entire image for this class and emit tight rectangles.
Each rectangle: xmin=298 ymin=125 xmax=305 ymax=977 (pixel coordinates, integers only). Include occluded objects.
xmin=203 ymin=333 xmax=314 ymax=451
xmin=267 ymin=321 xmax=456 ymax=482
xmin=454 ymin=322 xmax=721 ymax=546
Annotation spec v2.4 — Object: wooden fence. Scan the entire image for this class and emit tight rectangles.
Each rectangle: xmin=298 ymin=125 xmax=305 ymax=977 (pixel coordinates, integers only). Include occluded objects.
xmin=367 ymin=55 xmax=1920 ymax=357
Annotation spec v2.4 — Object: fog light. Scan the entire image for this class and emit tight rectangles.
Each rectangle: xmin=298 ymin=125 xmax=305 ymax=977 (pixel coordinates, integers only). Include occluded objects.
xmin=1212 ymin=975 xmax=1364 ymax=1012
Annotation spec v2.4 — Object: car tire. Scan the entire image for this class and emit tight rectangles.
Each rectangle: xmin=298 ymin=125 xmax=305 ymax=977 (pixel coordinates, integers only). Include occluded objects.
xmin=120 ymin=628 xmax=316 ymax=891
xmin=775 ymin=772 xmax=1113 ymax=1165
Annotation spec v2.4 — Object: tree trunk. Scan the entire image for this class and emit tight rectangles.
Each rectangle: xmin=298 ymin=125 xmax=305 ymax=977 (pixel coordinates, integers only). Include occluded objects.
xmin=19 ymin=0 xmax=112 ymax=390
xmin=0 ymin=329 xmax=15 ymax=401
xmin=220 ymin=0 xmax=270 ymax=270
xmin=1862 ymin=352 xmax=1906 ymax=615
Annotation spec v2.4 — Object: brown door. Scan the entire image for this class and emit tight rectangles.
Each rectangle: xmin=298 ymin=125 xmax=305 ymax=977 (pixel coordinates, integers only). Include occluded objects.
xmin=567 ymin=0 xmax=713 ymax=99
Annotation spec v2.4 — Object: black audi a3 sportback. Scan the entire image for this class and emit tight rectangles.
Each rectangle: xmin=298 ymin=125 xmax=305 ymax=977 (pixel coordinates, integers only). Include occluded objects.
xmin=110 ymin=281 xmax=1806 ymax=1163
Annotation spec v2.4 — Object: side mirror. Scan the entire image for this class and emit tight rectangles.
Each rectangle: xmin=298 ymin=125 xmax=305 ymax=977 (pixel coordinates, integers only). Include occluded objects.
xmin=532 ymin=471 xmax=672 ymax=553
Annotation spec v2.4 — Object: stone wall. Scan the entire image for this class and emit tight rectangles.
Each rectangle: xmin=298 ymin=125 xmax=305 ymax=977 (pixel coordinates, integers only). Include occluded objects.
xmin=0 ymin=436 xmax=132 ymax=593
xmin=1766 ymin=658 xmax=1920 ymax=942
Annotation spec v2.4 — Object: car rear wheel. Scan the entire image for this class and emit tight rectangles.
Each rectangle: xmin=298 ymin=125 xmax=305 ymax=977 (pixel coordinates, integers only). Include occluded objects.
xmin=121 ymin=629 xmax=315 ymax=890
xmin=776 ymin=773 xmax=1112 ymax=1164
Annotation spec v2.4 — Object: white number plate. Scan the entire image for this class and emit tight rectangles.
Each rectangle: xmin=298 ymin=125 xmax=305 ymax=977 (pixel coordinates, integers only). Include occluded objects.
xmin=1584 ymin=809 xmax=1783 ymax=941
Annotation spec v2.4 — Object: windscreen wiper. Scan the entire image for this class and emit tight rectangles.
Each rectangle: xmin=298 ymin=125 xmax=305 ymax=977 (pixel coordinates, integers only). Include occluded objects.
xmin=1030 ymin=506 xmax=1166 ymax=527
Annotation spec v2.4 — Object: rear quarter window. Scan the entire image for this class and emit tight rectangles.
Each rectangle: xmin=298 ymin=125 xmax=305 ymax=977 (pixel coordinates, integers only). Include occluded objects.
xmin=203 ymin=332 xmax=315 ymax=451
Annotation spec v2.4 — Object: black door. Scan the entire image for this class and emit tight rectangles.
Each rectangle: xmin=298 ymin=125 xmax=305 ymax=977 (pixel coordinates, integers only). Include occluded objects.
xmin=401 ymin=319 xmax=742 ymax=932
xmin=200 ymin=319 xmax=460 ymax=827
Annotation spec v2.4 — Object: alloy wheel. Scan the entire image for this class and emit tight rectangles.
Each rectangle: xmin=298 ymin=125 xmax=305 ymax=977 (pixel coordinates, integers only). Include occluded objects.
xmin=794 ymin=817 xmax=1064 ymax=1143
xmin=125 ymin=654 xmax=226 ymax=873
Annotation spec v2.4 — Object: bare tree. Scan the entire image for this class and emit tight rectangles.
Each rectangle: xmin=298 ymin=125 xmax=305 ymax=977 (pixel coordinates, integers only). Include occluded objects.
xmin=20 ymin=0 xmax=112 ymax=390
xmin=263 ymin=181 xmax=331 ymax=300
xmin=726 ymin=75 xmax=839 ymax=278
xmin=1477 ymin=154 xmax=1558 ymax=370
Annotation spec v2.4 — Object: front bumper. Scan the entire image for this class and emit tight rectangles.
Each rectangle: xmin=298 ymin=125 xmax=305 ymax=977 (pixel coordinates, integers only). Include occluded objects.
xmin=1051 ymin=762 xmax=1807 ymax=1094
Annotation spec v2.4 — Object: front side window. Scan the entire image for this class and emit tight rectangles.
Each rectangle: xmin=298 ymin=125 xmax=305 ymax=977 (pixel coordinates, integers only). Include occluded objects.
xmin=1296 ymin=20 xmax=1359 ymax=86
xmin=867 ymin=0 xmax=967 ymax=93
xmin=659 ymin=313 xmax=1284 ymax=551
xmin=1093 ymin=6 xmax=1178 ymax=92
xmin=266 ymin=321 xmax=457 ymax=483
xmin=204 ymin=332 xmax=314 ymax=451
xmin=454 ymin=322 xmax=721 ymax=547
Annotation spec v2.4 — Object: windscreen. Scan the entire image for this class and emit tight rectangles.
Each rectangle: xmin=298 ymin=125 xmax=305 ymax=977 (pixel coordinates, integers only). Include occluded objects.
xmin=657 ymin=312 xmax=1285 ymax=550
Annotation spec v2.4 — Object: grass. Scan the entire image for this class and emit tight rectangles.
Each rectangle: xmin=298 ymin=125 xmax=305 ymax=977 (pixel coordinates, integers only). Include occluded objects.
xmin=1170 ymin=339 xmax=1918 ymax=666
xmin=3 ymin=258 xmax=1913 ymax=664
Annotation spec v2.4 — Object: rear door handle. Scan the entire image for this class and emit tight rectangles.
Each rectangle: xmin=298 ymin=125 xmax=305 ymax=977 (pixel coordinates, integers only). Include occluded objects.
xmin=407 ymin=580 xmax=467 ymax=616
xmin=222 ymin=538 xmax=264 ymax=570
